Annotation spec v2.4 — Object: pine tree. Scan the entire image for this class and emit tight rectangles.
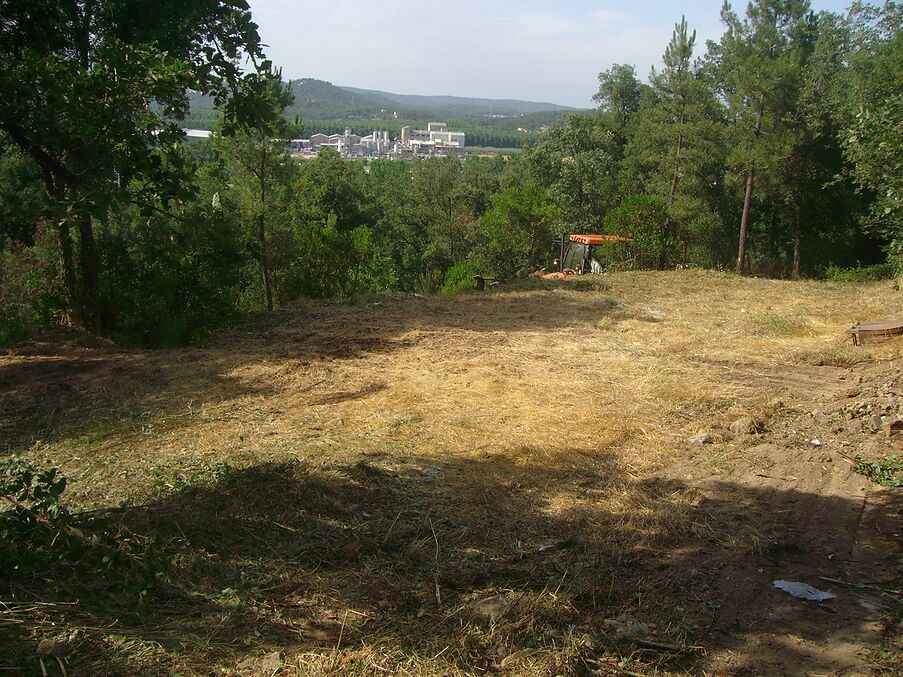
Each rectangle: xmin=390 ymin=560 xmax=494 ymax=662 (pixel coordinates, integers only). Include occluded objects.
xmin=711 ymin=0 xmax=815 ymax=274
xmin=622 ymin=17 xmax=727 ymax=267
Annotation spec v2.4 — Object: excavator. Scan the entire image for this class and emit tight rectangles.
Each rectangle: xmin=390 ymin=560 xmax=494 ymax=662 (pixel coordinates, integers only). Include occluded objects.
xmin=535 ymin=233 xmax=631 ymax=279
xmin=474 ymin=233 xmax=632 ymax=290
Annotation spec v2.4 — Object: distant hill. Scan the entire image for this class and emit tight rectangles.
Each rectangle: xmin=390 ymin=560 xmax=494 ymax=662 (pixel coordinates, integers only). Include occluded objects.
xmin=183 ymin=78 xmax=586 ymax=148
xmin=187 ymin=78 xmax=575 ymax=123
xmin=341 ymin=86 xmax=573 ymax=117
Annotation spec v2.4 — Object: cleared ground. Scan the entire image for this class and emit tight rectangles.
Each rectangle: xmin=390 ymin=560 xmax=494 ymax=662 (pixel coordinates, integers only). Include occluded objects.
xmin=1 ymin=271 xmax=901 ymax=676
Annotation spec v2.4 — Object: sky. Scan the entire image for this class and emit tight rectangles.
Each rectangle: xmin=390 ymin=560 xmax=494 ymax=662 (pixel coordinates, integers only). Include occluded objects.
xmin=247 ymin=0 xmax=855 ymax=108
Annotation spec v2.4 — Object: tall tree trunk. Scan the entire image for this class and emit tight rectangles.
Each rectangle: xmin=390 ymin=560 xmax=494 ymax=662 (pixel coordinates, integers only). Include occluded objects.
xmin=736 ymin=103 xmax=765 ymax=276
xmin=792 ymin=223 xmax=802 ymax=280
xmin=56 ymin=220 xmax=79 ymax=323
xmin=259 ymin=149 xmax=273 ymax=313
xmin=259 ymin=212 xmax=273 ymax=313
xmin=667 ymin=113 xmax=685 ymax=211
xmin=660 ymin=110 xmax=685 ymax=271
xmin=76 ymin=212 xmax=100 ymax=331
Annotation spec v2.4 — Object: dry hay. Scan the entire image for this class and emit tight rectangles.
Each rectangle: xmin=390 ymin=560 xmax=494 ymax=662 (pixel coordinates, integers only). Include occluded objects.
xmin=1 ymin=270 xmax=901 ymax=676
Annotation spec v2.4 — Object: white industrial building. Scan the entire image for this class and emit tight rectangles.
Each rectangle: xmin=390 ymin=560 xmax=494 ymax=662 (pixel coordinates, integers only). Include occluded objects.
xmin=286 ymin=122 xmax=465 ymax=160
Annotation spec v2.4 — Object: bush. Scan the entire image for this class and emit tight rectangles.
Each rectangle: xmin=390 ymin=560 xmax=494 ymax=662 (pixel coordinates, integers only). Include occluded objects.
xmin=478 ymin=182 xmax=560 ymax=280
xmin=0 ymin=456 xmax=165 ymax=598
xmin=441 ymin=260 xmax=478 ymax=294
xmin=0 ymin=225 xmax=65 ymax=345
xmin=97 ymin=207 xmax=246 ymax=346
xmin=416 ymin=268 xmax=445 ymax=294
xmin=602 ymin=194 xmax=674 ymax=270
xmin=822 ymin=263 xmax=897 ymax=282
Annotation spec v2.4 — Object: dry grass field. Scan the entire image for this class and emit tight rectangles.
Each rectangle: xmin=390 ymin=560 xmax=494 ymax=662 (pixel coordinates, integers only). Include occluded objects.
xmin=1 ymin=270 xmax=901 ymax=676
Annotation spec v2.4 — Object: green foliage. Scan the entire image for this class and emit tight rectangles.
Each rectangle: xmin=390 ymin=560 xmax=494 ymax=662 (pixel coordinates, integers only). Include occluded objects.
xmin=594 ymin=64 xmax=644 ymax=140
xmin=0 ymin=224 xmax=65 ymax=345
xmin=416 ymin=269 xmax=446 ymax=294
xmin=527 ymin=113 xmax=623 ymax=230
xmin=602 ymin=194 xmax=674 ymax=269
xmin=0 ymin=457 xmax=164 ymax=596
xmin=97 ymin=206 xmax=246 ymax=345
xmin=835 ymin=3 xmax=903 ymax=250
xmin=0 ymin=147 xmax=47 ymax=246
xmin=442 ymin=260 xmax=478 ymax=294
xmin=1 ymin=456 xmax=69 ymax=523
xmin=854 ymin=455 xmax=903 ymax=488
xmin=478 ymin=183 xmax=561 ymax=280
xmin=822 ymin=263 xmax=898 ymax=282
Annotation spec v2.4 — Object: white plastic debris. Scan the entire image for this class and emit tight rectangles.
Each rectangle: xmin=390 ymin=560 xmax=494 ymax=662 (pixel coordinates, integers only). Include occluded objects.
xmin=773 ymin=580 xmax=836 ymax=602
xmin=810 ymin=439 xmax=822 ymax=446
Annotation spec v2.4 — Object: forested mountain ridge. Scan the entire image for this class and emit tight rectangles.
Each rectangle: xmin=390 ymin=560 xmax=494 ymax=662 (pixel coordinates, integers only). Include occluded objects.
xmin=186 ymin=78 xmax=576 ymax=126
xmin=341 ymin=86 xmax=574 ymax=115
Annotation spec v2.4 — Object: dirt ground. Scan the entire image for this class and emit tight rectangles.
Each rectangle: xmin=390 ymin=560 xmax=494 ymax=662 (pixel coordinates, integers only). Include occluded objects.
xmin=1 ymin=270 xmax=901 ymax=676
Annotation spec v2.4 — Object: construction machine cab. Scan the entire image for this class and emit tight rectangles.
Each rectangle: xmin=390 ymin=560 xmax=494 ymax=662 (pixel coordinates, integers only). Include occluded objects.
xmin=555 ymin=234 xmax=630 ymax=274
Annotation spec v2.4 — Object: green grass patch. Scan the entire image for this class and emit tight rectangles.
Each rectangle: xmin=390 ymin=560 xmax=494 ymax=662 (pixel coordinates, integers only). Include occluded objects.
xmin=855 ymin=455 xmax=903 ymax=487
xmin=74 ymin=427 xmax=114 ymax=446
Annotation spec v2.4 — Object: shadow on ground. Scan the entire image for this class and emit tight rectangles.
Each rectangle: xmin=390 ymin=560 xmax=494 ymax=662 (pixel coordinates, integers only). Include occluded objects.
xmin=2 ymin=450 xmax=899 ymax=675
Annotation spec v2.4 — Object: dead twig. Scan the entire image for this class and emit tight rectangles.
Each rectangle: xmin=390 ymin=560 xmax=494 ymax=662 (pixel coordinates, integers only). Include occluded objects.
xmin=429 ymin=516 xmax=441 ymax=606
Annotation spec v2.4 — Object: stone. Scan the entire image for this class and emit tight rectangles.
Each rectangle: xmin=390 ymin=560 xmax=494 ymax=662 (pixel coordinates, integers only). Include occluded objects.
xmin=883 ymin=419 xmax=903 ymax=438
xmin=603 ymin=615 xmax=652 ymax=639
xmin=237 ymin=651 xmax=284 ymax=676
xmin=868 ymin=414 xmax=884 ymax=433
xmin=36 ymin=638 xmax=67 ymax=657
xmin=422 ymin=465 xmax=444 ymax=478
xmin=689 ymin=432 xmax=713 ymax=445
xmin=729 ymin=417 xmax=760 ymax=436
xmin=472 ymin=595 xmax=508 ymax=622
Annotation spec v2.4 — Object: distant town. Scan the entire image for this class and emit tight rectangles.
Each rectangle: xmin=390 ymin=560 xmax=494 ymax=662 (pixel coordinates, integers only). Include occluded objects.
xmin=286 ymin=122 xmax=465 ymax=159
xmin=184 ymin=122 xmax=468 ymax=160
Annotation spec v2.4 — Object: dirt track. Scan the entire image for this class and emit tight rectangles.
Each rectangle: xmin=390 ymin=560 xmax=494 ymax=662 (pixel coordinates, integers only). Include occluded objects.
xmin=1 ymin=271 xmax=901 ymax=675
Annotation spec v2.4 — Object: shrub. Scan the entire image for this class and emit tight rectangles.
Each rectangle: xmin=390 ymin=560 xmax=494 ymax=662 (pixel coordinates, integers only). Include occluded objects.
xmin=477 ymin=182 xmax=560 ymax=280
xmin=441 ymin=260 xmax=478 ymax=294
xmin=416 ymin=268 xmax=445 ymax=294
xmin=602 ymin=194 xmax=674 ymax=270
xmin=0 ymin=456 xmax=165 ymax=599
xmin=822 ymin=263 xmax=897 ymax=283
xmin=0 ymin=224 xmax=65 ymax=345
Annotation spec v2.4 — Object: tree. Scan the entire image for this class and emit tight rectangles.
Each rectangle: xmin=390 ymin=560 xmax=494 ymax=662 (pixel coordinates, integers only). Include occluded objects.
xmin=527 ymin=114 xmax=623 ymax=231
xmin=710 ymin=0 xmax=815 ymax=274
xmin=593 ymin=64 xmax=644 ymax=150
xmin=622 ymin=17 xmax=727 ymax=267
xmin=478 ymin=183 xmax=560 ymax=280
xmin=835 ymin=2 xmax=903 ymax=266
xmin=779 ymin=10 xmax=856 ymax=277
xmin=215 ymin=75 xmax=297 ymax=313
xmin=0 ymin=0 xmax=270 ymax=328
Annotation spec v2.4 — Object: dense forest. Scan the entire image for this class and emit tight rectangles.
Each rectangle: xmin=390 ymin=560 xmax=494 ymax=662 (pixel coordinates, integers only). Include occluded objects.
xmin=1 ymin=0 xmax=901 ymax=347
